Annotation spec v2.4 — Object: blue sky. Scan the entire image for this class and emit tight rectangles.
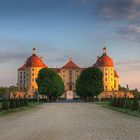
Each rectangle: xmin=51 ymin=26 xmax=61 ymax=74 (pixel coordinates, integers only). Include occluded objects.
xmin=0 ymin=0 xmax=140 ymax=89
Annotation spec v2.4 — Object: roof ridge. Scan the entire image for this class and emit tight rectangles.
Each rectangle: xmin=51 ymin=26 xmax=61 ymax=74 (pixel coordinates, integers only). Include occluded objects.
xmin=62 ymin=59 xmax=80 ymax=69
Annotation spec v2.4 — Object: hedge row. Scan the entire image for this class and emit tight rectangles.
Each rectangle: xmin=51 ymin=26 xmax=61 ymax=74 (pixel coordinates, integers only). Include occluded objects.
xmin=109 ymin=97 xmax=140 ymax=111
xmin=1 ymin=99 xmax=28 ymax=110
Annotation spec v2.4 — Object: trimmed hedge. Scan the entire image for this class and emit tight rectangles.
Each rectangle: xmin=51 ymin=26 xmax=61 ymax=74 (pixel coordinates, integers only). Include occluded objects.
xmin=109 ymin=97 xmax=140 ymax=112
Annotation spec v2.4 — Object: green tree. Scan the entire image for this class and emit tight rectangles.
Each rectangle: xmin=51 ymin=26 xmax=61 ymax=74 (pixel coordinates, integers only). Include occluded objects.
xmin=0 ymin=87 xmax=6 ymax=98
xmin=36 ymin=68 xmax=64 ymax=102
xmin=9 ymin=86 xmax=18 ymax=99
xmin=76 ymin=67 xmax=104 ymax=101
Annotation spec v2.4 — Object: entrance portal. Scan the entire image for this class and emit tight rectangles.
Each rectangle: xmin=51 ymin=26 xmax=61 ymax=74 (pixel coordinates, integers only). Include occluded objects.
xmin=66 ymin=91 xmax=74 ymax=100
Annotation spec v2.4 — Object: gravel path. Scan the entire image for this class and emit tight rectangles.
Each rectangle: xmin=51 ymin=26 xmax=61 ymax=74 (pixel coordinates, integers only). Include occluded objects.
xmin=0 ymin=103 xmax=140 ymax=140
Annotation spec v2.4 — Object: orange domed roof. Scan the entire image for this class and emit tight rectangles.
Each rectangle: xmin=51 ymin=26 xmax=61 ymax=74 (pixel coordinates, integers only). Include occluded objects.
xmin=94 ymin=47 xmax=114 ymax=67
xmin=26 ymin=53 xmax=47 ymax=68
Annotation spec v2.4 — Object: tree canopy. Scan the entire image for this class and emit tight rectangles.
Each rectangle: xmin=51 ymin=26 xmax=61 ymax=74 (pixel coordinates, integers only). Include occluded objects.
xmin=76 ymin=67 xmax=104 ymax=99
xmin=36 ymin=68 xmax=64 ymax=101
xmin=0 ymin=87 xmax=6 ymax=98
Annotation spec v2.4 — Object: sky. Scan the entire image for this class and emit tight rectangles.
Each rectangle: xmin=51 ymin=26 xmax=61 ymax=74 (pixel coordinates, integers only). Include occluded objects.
xmin=0 ymin=0 xmax=140 ymax=89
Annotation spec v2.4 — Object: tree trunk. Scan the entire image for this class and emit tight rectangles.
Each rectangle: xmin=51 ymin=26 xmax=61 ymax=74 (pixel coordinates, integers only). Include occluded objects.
xmin=47 ymin=95 xmax=50 ymax=102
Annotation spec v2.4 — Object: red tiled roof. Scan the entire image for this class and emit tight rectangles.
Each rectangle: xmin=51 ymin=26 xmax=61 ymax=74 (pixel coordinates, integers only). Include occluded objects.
xmin=62 ymin=59 xmax=80 ymax=69
xmin=25 ymin=54 xmax=47 ymax=68
xmin=18 ymin=64 xmax=26 ymax=71
xmin=114 ymin=70 xmax=119 ymax=78
xmin=94 ymin=54 xmax=114 ymax=67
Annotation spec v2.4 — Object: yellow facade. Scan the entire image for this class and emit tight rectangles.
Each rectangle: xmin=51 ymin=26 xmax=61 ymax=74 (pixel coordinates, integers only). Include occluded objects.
xmin=17 ymin=48 xmax=47 ymax=93
xmin=25 ymin=67 xmax=43 ymax=92
xmin=94 ymin=47 xmax=119 ymax=91
xmin=18 ymin=48 xmax=119 ymax=98
xmin=54 ymin=59 xmax=82 ymax=98
xmin=98 ymin=67 xmax=115 ymax=91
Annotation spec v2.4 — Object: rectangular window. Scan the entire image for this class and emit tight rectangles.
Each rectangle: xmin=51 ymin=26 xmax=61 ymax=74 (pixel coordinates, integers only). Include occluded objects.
xmin=106 ymin=86 xmax=107 ymax=91
xmin=69 ymin=85 xmax=72 ymax=90
xmin=32 ymin=78 xmax=34 ymax=82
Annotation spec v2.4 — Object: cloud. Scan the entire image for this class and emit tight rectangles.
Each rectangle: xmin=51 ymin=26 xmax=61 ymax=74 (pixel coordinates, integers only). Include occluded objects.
xmin=116 ymin=59 xmax=140 ymax=71
xmin=94 ymin=0 xmax=140 ymax=21
xmin=0 ymin=51 xmax=28 ymax=63
xmin=92 ymin=0 xmax=140 ymax=43
xmin=116 ymin=59 xmax=140 ymax=65
xmin=116 ymin=25 xmax=140 ymax=42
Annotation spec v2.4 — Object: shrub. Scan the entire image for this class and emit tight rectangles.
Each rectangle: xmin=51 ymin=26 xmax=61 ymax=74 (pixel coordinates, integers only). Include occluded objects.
xmin=112 ymin=97 xmax=117 ymax=107
xmin=15 ymin=99 xmax=21 ymax=108
xmin=20 ymin=99 xmax=25 ymax=106
xmin=9 ymin=99 xmax=16 ymax=109
xmin=24 ymin=98 xmax=28 ymax=106
xmin=124 ymin=98 xmax=131 ymax=109
xmin=116 ymin=98 xmax=121 ymax=107
xmin=131 ymin=98 xmax=139 ymax=111
xmin=2 ymin=100 xmax=9 ymax=110
xmin=109 ymin=98 xmax=113 ymax=106
xmin=119 ymin=98 xmax=125 ymax=108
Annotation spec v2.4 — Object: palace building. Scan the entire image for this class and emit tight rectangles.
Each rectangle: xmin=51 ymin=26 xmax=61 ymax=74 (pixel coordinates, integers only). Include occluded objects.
xmin=93 ymin=47 xmax=119 ymax=91
xmin=17 ymin=48 xmax=47 ymax=94
xmin=17 ymin=47 xmax=129 ymax=99
xmin=54 ymin=58 xmax=83 ymax=99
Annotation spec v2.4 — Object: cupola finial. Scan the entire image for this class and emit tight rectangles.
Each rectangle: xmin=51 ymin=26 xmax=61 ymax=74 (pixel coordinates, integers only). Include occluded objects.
xmin=33 ymin=48 xmax=36 ymax=54
xmin=103 ymin=43 xmax=107 ymax=54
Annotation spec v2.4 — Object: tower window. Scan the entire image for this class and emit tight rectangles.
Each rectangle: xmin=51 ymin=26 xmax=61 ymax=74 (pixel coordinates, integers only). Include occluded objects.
xmin=32 ymin=78 xmax=34 ymax=82
xmin=105 ymin=86 xmax=107 ymax=91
